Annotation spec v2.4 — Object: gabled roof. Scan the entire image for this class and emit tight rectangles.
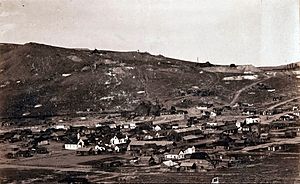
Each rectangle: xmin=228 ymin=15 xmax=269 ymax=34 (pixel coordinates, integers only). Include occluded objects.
xmin=162 ymin=160 xmax=178 ymax=167
xmin=190 ymin=152 xmax=209 ymax=159
xmin=174 ymin=127 xmax=201 ymax=134
xmin=64 ymin=137 xmax=78 ymax=144
xmin=76 ymin=147 xmax=93 ymax=152
xmin=168 ymin=149 xmax=184 ymax=155
xmin=220 ymin=124 xmax=238 ymax=131
xmin=180 ymin=162 xmax=196 ymax=167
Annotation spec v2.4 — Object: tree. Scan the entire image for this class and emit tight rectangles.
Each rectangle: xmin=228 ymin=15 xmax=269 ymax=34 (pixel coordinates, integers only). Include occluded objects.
xmin=170 ymin=106 xmax=177 ymax=114
xmin=204 ymin=61 xmax=213 ymax=67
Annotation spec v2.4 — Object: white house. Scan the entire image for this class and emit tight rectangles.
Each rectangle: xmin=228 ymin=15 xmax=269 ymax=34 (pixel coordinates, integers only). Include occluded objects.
xmin=207 ymin=122 xmax=218 ymax=127
xmin=110 ymin=136 xmax=120 ymax=145
xmin=163 ymin=160 xmax=178 ymax=167
xmin=97 ymin=122 xmax=117 ymax=129
xmin=130 ymin=123 xmax=136 ymax=129
xmin=108 ymin=123 xmax=117 ymax=129
xmin=154 ymin=125 xmax=162 ymax=131
xmin=164 ymin=149 xmax=185 ymax=160
xmin=65 ymin=144 xmax=82 ymax=150
xmin=245 ymin=116 xmax=260 ymax=124
xmin=236 ymin=122 xmax=242 ymax=128
xmin=196 ymin=106 xmax=208 ymax=110
xmin=242 ymin=126 xmax=250 ymax=132
xmin=110 ymin=135 xmax=128 ymax=145
xmin=293 ymin=111 xmax=300 ymax=117
xmin=123 ymin=124 xmax=130 ymax=129
xmin=65 ymin=144 xmax=80 ymax=150
xmin=64 ymin=139 xmax=84 ymax=150
xmin=267 ymin=89 xmax=276 ymax=92
xmin=55 ymin=125 xmax=66 ymax=130
xmin=37 ymin=140 xmax=49 ymax=146
xmin=211 ymin=177 xmax=219 ymax=184
xmin=210 ymin=111 xmax=217 ymax=117
xmin=183 ymin=146 xmax=196 ymax=155
xmin=171 ymin=124 xmax=179 ymax=129
xmin=144 ymin=135 xmax=153 ymax=140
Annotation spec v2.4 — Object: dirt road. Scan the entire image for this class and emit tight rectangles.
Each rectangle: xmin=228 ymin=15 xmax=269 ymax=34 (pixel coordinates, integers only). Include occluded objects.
xmin=229 ymin=76 xmax=271 ymax=106
xmin=241 ymin=137 xmax=300 ymax=152
xmin=267 ymin=96 xmax=300 ymax=110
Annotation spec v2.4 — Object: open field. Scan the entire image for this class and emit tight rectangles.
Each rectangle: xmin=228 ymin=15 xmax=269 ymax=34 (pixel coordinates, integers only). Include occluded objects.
xmin=1 ymin=146 xmax=300 ymax=183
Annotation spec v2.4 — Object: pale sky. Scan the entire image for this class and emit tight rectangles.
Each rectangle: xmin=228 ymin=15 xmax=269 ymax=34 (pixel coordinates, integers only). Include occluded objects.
xmin=0 ymin=0 xmax=299 ymax=66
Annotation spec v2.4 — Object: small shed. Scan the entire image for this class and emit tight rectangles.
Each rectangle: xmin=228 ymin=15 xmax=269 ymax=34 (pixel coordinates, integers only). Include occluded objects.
xmin=180 ymin=162 xmax=197 ymax=171
xmin=76 ymin=147 xmax=93 ymax=156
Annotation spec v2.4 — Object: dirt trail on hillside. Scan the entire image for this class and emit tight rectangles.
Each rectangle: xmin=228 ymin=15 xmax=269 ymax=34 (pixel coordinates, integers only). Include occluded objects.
xmin=229 ymin=76 xmax=271 ymax=106
xmin=267 ymin=96 xmax=300 ymax=110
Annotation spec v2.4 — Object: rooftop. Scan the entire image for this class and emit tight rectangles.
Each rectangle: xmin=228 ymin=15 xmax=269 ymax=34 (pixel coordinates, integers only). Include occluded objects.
xmin=129 ymin=139 xmax=173 ymax=146
xmin=180 ymin=162 xmax=196 ymax=167
xmin=182 ymin=134 xmax=204 ymax=141
xmin=174 ymin=127 xmax=201 ymax=134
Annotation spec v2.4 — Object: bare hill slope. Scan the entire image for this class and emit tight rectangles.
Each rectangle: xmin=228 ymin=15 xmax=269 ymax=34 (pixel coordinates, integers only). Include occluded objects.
xmin=0 ymin=43 xmax=296 ymax=120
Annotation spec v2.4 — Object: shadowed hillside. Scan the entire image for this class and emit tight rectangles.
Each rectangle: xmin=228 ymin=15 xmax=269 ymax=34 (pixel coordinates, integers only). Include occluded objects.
xmin=0 ymin=43 xmax=297 ymax=121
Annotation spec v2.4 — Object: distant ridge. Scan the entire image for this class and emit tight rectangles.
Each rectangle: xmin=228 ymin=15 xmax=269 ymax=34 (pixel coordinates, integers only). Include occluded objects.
xmin=259 ymin=62 xmax=300 ymax=71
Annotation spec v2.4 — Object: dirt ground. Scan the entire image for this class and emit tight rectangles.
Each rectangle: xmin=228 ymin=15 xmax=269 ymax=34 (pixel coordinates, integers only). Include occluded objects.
xmin=14 ymin=151 xmax=131 ymax=169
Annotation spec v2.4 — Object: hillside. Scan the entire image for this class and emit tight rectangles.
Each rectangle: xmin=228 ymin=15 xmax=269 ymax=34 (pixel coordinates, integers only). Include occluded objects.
xmin=0 ymin=43 xmax=297 ymax=121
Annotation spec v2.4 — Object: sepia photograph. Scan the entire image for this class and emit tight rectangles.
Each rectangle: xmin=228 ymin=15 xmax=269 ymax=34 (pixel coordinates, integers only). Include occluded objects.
xmin=0 ymin=0 xmax=300 ymax=183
